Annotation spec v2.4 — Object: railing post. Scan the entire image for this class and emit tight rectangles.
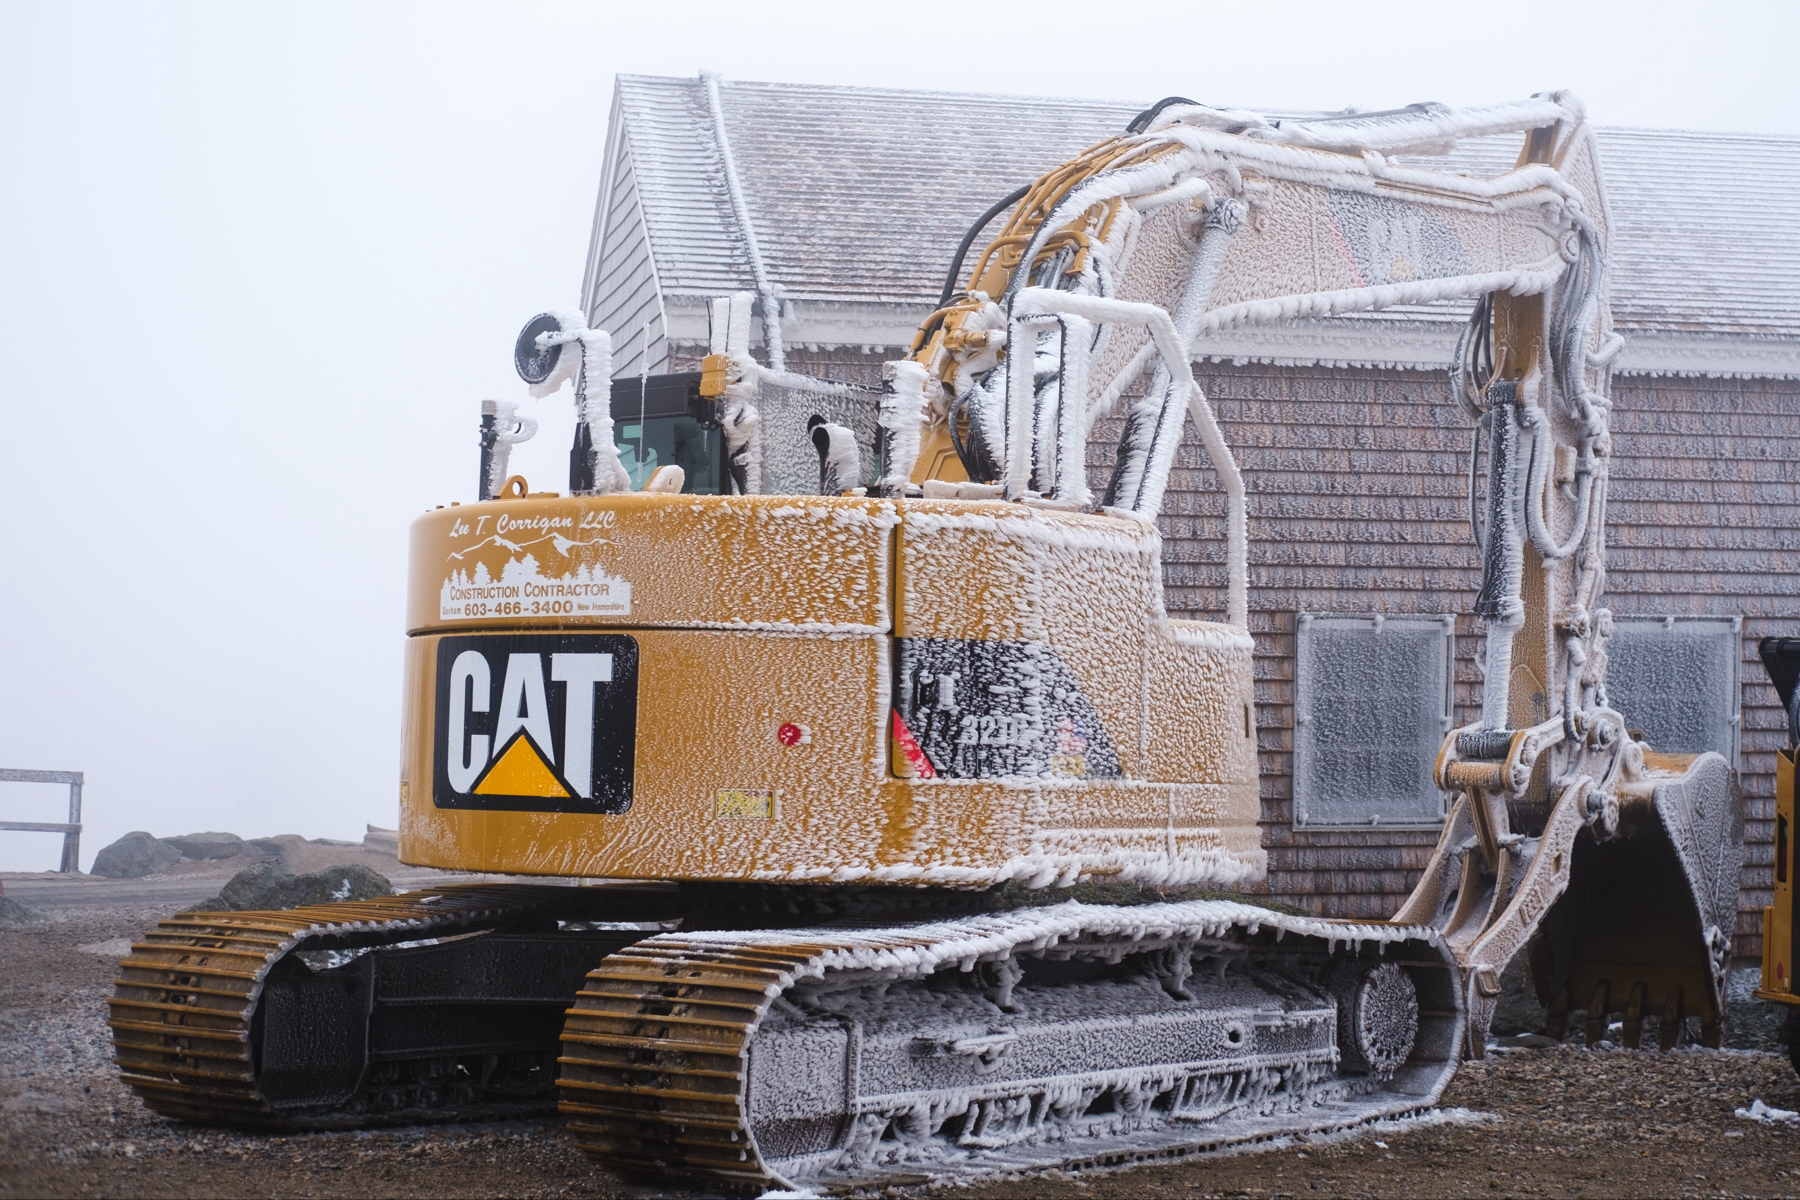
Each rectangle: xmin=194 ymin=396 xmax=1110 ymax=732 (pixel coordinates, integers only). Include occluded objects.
xmin=62 ymin=777 xmax=83 ymax=873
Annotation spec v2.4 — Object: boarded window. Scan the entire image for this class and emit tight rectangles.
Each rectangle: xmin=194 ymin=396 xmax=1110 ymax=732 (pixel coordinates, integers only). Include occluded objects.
xmin=1605 ymin=616 xmax=1741 ymax=765
xmin=1294 ymin=614 xmax=1455 ymax=829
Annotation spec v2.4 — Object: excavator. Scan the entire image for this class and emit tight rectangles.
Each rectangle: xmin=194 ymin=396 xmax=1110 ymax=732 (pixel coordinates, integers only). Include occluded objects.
xmin=108 ymin=91 xmax=1741 ymax=1191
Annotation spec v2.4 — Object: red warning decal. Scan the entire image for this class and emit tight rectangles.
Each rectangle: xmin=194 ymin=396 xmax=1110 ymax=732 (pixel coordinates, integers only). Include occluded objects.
xmin=891 ymin=709 xmax=937 ymax=779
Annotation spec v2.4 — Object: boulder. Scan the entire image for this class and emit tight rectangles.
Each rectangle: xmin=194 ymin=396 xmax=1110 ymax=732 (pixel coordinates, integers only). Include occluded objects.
xmin=1726 ymin=962 xmax=1784 ymax=1049
xmin=246 ymin=834 xmax=310 ymax=870
xmin=184 ymin=862 xmax=394 ymax=914
xmin=363 ymin=825 xmax=399 ymax=855
xmin=0 ymin=896 xmax=47 ymax=925
xmin=90 ymin=831 xmax=182 ymax=879
xmin=162 ymin=831 xmax=249 ymax=861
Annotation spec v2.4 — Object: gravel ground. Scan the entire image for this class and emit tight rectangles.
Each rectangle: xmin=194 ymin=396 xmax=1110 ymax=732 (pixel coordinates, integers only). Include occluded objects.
xmin=5 ymin=894 xmax=1800 ymax=1199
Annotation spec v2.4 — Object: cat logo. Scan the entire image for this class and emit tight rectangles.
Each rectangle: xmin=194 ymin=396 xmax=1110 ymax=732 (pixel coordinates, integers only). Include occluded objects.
xmin=432 ymin=634 xmax=639 ymax=814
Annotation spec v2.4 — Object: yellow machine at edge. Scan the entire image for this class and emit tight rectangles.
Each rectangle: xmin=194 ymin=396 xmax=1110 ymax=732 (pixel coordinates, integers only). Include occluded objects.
xmin=106 ymin=92 xmax=1741 ymax=1191
xmin=1756 ymin=638 xmax=1800 ymax=1072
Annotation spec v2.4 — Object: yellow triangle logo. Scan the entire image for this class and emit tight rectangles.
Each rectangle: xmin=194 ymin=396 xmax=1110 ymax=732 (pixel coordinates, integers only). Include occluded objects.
xmin=472 ymin=732 xmax=572 ymax=799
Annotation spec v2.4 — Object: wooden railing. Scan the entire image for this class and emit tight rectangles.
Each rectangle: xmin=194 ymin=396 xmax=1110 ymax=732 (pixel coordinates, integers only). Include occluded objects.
xmin=0 ymin=769 xmax=83 ymax=872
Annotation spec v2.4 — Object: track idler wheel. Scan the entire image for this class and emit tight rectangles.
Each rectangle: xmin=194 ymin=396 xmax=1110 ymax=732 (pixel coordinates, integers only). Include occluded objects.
xmin=1327 ymin=960 xmax=1419 ymax=1079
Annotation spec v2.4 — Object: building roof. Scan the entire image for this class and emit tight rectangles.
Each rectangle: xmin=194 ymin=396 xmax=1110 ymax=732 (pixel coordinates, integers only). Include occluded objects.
xmin=587 ymin=74 xmax=1800 ymax=378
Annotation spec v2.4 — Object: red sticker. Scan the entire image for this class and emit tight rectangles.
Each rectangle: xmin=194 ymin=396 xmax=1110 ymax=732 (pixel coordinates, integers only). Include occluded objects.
xmin=890 ymin=710 xmax=936 ymax=779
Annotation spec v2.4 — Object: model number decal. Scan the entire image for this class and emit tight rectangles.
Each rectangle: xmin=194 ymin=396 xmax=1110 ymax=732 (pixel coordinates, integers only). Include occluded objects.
xmin=893 ymin=639 xmax=1121 ymax=780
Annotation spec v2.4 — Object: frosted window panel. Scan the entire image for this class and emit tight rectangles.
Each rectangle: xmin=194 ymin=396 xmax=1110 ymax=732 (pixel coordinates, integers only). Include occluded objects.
xmin=754 ymin=381 xmax=882 ymax=496
xmin=1294 ymin=614 xmax=1455 ymax=829
xmin=1605 ymin=616 xmax=1741 ymax=765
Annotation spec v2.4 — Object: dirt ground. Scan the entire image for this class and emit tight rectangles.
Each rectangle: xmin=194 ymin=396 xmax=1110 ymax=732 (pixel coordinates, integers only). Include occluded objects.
xmin=5 ymin=881 xmax=1800 ymax=1200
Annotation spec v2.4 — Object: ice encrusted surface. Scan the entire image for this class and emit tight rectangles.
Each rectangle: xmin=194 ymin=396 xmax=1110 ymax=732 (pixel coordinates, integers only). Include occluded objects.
xmin=415 ymin=494 xmax=1264 ymax=889
xmin=714 ymin=898 xmax=1459 ymax=1190
xmin=670 ymin=897 xmax=1435 ymax=989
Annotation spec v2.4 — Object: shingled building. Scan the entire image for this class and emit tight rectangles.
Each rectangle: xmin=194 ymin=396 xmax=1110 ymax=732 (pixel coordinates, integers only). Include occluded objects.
xmin=581 ymin=74 xmax=1800 ymax=956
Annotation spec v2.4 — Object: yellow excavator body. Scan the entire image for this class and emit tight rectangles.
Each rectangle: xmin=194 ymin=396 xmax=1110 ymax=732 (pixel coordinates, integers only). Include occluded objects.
xmin=400 ymin=492 xmax=1261 ymax=884
xmin=1754 ymin=639 xmax=1800 ymax=1071
xmin=1764 ymin=748 xmax=1795 ymax=999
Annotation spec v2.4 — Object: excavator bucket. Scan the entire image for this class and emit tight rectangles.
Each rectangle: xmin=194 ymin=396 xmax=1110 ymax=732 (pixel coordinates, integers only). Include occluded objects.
xmin=1528 ymin=751 xmax=1741 ymax=1048
xmin=1397 ymin=732 xmax=1740 ymax=1053
xmin=1405 ymin=690 xmax=1743 ymax=1053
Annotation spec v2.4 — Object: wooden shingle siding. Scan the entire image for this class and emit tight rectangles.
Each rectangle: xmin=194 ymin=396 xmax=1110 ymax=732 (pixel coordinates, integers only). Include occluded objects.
xmin=588 ymin=140 xmax=667 ymax=378
xmin=1608 ymin=374 xmax=1800 ymax=956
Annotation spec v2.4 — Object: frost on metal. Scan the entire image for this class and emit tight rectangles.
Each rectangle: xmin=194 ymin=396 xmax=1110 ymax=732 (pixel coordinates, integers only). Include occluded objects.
xmin=417 ymin=494 xmax=899 ymax=635
xmin=645 ymin=899 xmax=1463 ymax=1189
xmin=524 ymin=309 xmax=632 ymax=494
xmin=408 ymin=493 xmax=1262 ymax=890
xmin=883 ymin=503 xmax=1261 ymax=888
xmin=879 ymin=360 xmax=932 ymax=492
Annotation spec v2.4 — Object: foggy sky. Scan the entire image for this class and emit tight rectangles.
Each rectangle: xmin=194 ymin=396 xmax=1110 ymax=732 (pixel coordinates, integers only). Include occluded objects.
xmin=2 ymin=0 xmax=1794 ymax=870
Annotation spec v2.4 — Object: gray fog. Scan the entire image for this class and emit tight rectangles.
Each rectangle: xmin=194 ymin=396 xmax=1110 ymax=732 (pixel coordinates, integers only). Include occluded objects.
xmin=1 ymin=0 xmax=1794 ymax=870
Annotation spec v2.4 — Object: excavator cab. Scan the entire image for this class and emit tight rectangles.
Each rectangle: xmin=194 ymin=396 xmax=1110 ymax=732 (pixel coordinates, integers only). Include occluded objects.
xmin=610 ymin=372 xmax=721 ymax=494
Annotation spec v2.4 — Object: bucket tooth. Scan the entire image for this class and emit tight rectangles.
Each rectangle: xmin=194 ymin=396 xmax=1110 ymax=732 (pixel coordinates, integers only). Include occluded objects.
xmin=1621 ymin=982 xmax=1647 ymax=1049
xmin=1658 ymin=989 xmax=1684 ymax=1052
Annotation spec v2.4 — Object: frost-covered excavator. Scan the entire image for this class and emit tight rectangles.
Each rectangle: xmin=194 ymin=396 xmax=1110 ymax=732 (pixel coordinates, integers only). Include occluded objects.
xmin=109 ymin=91 xmax=1740 ymax=1190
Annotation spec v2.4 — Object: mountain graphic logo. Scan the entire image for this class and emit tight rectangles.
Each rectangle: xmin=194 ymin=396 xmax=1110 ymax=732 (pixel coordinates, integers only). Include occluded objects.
xmin=470 ymin=730 xmax=576 ymax=800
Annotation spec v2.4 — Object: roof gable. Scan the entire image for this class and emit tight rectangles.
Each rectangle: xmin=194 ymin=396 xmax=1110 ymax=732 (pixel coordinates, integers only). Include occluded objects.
xmin=588 ymin=75 xmax=1800 ymax=372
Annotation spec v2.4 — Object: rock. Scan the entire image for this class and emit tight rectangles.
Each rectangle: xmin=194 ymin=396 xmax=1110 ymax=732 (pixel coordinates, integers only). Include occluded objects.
xmin=1491 ymin=951 xmax=1549 ymax=1035
xmin=364 ymin=825 xmax=399 ymax=855
xmin=245 ymin=834 xmax=309 ymax=870
xmin=184 ymin=862 xmax=394 ymax=913
xmin=161 ymin=831 xmax=249 ymax=861
xmin=0 ymin=896 xmax=47 ymax=925
xmin=1726 ymin=962 xmax=1784 ymax=1050
xmin=77 ymin=937 xmax=133 ymax=957
xmin=89 ymin=831 xmax=181 ymax=879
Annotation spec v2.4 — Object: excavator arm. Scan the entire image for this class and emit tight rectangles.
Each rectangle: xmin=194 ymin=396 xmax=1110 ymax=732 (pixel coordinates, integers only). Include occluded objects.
xmin=889 ymin=93 xmax=1739 ymax=1053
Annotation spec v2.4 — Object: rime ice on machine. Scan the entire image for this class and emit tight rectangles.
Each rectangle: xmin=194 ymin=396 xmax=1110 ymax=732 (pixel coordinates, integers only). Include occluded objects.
xmin=108 ymin=91 xmax=1740 ymax=1192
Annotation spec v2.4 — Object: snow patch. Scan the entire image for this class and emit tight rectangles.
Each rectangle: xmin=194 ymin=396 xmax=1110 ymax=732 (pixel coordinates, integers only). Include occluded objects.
xmin=1736 ymin=1098 xmax=1799 ymax=1124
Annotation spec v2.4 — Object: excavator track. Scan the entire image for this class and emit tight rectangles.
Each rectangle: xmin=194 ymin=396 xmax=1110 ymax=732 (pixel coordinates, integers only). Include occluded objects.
xmin=559 ymin=899 xmax=1464 ymax=1192
xmin=109 ymin=883 xmax=676 ymax=1129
